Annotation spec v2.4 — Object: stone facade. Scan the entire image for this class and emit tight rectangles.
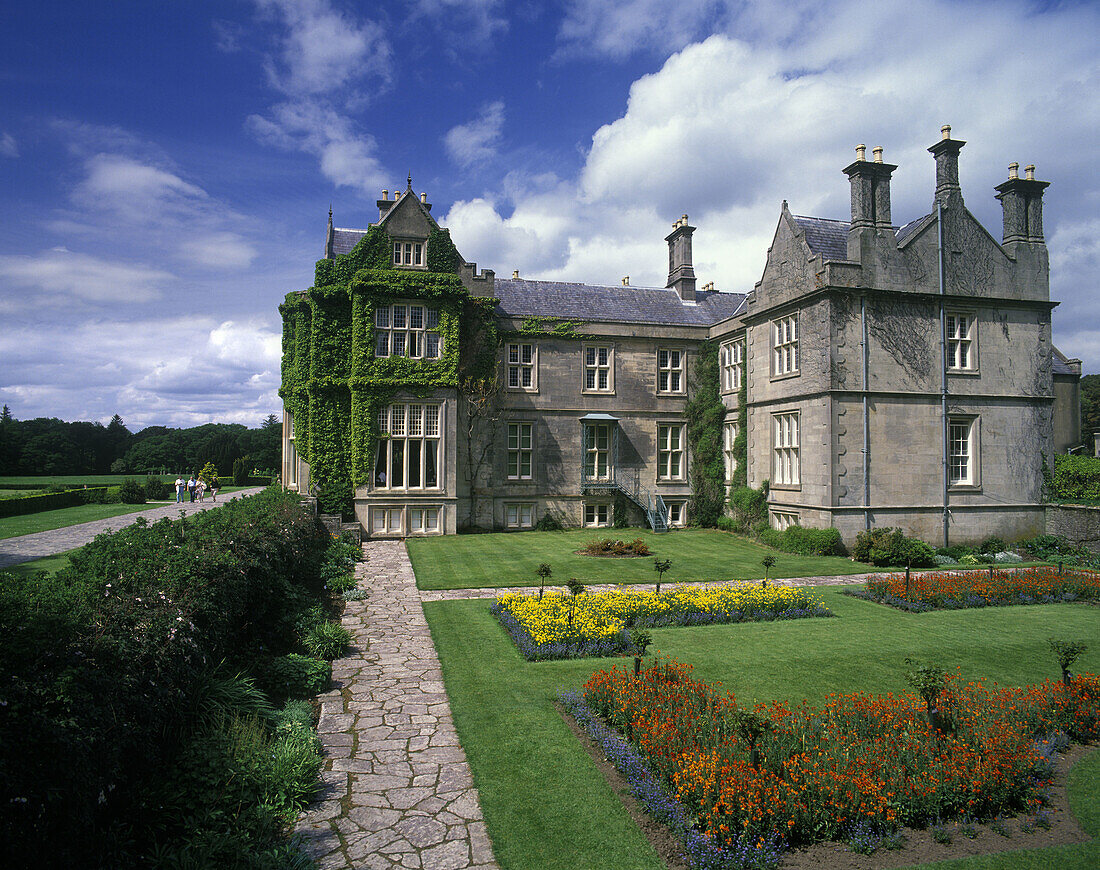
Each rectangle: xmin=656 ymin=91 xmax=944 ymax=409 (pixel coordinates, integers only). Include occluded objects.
xmin=281 ymin=130 xmax=1081 ymax=546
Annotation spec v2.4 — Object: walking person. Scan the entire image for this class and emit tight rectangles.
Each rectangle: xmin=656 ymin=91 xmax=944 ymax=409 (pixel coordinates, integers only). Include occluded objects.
xmin=210 ymin=474 xmax=220 ymax=501
xmin=175 ymin=476 xmax=185 ymax=503
xmin=187 ymin=475 xmax=197 ymax=503
xmin=197 ymin=479 xmax=207 ymax=502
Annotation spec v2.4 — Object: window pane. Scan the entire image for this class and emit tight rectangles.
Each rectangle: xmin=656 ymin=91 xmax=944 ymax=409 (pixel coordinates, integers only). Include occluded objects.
xmin=375 ymin=331 xmax=389 ymax=356
xmin=410 ymin=306 xmax=424 ymax=329
xmin=408 ymin=440 xmax=421 ymax=487
xmin=414 ymin=243 xmax=423 ymax=265
xmin=375 ymin=306 xmax=390 ymax=327
xmin=390 ymin=440 xmax=404 ymax=487
xmin=393 ymin=333 xmax=406 ymax=356
xmin=424 ymin=441 xmax=438 ymax=487
xmin=375 ymin=441 xmax=387 ymax=486
xmin=426 ymin=333 xmax=440 ymax=358
xmin=392 ymin=305 xmax=407 ymax=328
xmin=508 ymin=344 xmax=519 ymax=363
xmin=521 ymin=367 xmax=532 ymax=387
xmin=426 ymin=308 xmax=439 ymax=328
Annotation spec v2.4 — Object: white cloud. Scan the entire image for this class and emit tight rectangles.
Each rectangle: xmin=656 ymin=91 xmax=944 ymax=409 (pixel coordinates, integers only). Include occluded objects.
xmin=74 ymin=153 xmax=207 ymax=217
xmin=444 ymin=101 xmax=505 ymax=168
xmin=180 ymin=233 xmax=258 ymax=269
xmin=411 ymin=0 xmax=508 ymax=46
xmin=0 ymin=249 xmax=172 ymax=303
xmin=0 ymin=133 xmax=18 ymax=158
xmin=557 ymin=0 xmax=719 ymax=60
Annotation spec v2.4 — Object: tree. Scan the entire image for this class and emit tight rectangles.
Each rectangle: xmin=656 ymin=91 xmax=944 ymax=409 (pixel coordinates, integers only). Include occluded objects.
xmin=0 ymin=405 xmax=12 ymax=424
xmin=1082 ymin=374 xmax=1100 ymax=452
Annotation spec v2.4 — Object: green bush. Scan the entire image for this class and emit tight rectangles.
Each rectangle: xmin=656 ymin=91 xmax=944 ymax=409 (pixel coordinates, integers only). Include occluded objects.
xmin=852 ymin=527 xmax=937 ymax=567
xmin=1051 ymin=454 xmax=1100 ymax=501
xmin=233 ymin=457 xmax=248 ymax=486
xmin=729 ymin=486 xmax=768 ymax=532
xmin=979 ymin=535 xmax=1006 ymax=555
xmin=534 ymin=510 xmax=563 ymax=531
xmin=936 ymin=545 xmax=974 ymax=561
xmin=758 ymin=525 xmax=845 ymax=557
xmin=0 ymin=487 xmax=88 ymax=518
xmin=255 ymin=654 xmax=331 ymax=700
xmin=327 ymin=572 xmax=358 ymax=594
xmin=144 ymin=474 xmax=170 ymax=500
xmin=304 ymin=621 xmax=353 ymax=660
xmin=273 ymin=699 xmax=315 ymax=730
xmin=117 ymin=477 xmax=146 ymax=504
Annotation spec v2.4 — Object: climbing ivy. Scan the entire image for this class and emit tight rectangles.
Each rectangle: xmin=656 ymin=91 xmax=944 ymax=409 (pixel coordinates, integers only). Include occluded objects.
xmin=513 ymin=316 xmax=592 ymax=340
xmin=685 ymin=339 xmax=727 ymax=527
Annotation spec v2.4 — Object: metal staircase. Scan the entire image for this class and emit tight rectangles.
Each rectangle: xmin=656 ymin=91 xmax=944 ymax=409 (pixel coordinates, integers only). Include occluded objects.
xmin=583 ymin=470 xmax=670 ymax=533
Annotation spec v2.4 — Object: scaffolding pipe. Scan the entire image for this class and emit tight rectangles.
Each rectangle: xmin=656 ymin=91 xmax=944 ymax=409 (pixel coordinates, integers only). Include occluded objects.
xmin=938 ymin=201 xmax=950 ymax=548
xmin=861 ymin=294 xmax=870 ymax=530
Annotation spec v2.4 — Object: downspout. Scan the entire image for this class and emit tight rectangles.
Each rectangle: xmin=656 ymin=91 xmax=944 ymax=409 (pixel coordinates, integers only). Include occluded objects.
xmin=937 ymin=201 xmax=949 ymax=548
xmin=861 ymin=295 xmax=870 ymax=530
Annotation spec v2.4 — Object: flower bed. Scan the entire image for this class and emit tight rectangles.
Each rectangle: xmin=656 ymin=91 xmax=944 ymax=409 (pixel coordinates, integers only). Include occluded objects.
xmin=579 ymin=658 xmax=1100 ymax=867
xmin=847 ymin=565 xmax=1100 ymax=611
xmin=492 ymin=584 xmax=831 ymax=661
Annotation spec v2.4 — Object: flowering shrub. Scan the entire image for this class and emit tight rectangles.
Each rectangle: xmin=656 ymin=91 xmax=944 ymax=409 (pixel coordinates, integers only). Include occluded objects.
xmin=850 ymin=565 xmax=1100 ymax=611
xmin=582 ymin=658 xmax=1100 ymax=856
xmin=494 ymin=584 xmax=830 ymax=661
xmin=583 ymin=537 xmax=651 ymax=556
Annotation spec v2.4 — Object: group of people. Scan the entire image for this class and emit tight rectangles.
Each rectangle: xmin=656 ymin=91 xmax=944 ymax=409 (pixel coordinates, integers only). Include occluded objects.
xmin=174 ymin=474 xmax=220 ymax=504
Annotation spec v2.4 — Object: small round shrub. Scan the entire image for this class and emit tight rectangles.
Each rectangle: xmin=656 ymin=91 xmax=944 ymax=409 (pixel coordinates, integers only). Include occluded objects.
xmin=117 ymin=478 xmax=146 ymax=504
xmin=304 ymin=621 xmax=353 ymax=660
xmin=342 ymin=588 xmax=368 ymax=602
xmin=143 ymin=475 xmax=170 ymax=500
xmin=979 ymin=536 xmax=1006 ymax=555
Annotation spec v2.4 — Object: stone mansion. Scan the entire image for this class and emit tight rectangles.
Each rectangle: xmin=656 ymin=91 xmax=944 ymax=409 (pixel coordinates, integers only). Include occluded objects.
xmin=280 ymin=128 xmax=1081 ymax=545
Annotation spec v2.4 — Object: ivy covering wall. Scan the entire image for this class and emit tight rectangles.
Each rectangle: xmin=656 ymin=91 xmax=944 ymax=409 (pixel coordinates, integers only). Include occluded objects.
xmin=279 ymin=226 xmax=495 ymax=514
xmin=685 ymin=339 xmax=727 ymax=527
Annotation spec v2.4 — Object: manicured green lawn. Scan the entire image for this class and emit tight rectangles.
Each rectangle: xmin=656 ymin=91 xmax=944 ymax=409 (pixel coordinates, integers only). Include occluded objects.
xmin=0 ymin=502 xmax=162 ymax=539
xmin=0 ymin=474 xmax=175 ymax=486
xmin=424 ymin=586 xmax=1100 ymax=870
xmin=0 ymin=548 xmax=81 ymax=577
xmin=408 ymin=529 xmax=875 ymax=589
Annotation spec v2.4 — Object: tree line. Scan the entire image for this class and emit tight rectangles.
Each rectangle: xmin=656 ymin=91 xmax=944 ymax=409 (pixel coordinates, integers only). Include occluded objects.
xmin=0 ymin=406 xmax=281 ymax=476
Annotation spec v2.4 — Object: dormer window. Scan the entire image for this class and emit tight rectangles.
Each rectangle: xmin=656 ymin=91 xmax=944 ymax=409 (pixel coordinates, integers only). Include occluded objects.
xmin=393 ymin=240 xmax=424 ymax=267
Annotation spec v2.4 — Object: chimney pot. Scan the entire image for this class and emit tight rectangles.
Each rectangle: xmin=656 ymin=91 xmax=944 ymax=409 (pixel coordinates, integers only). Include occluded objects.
xmin=382 ymin=189 xmax=389 ymax=200
xmin=512 ymin=270 xmax=519 ymax=279
xmin=873 ymin=146 xmax=884 ymax=164
xmin=420 ymin=192 xmax=427 ymax=203
xmin=856 ymin=143 xmax=866 ymax=161
xmin=1025 ymin=164 xmax=1036 ymax=180
xmin=941 ymin=124 xmax=952 ymax=140
xmin=622 ymin=276 xmax=629 ymax=286
xmin=1008 ymin=162 xmax=1019 ymax=180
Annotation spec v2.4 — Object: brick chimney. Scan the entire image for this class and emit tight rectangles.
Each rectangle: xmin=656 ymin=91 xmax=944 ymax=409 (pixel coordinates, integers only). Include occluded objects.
xmin=843 ymin=143 xmax=897 ymax=260
xmin=928 ymin=125 xmax=965 ymax=208
xmin=995 ymin=162 xmax=1050 ymax=245
xmin=665 ymin=215 xmax=696 ymax=303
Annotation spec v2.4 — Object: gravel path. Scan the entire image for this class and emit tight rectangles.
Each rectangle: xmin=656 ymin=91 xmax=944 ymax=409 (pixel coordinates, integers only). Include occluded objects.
xmin=0 ymin=487 xmax=267 ymax=570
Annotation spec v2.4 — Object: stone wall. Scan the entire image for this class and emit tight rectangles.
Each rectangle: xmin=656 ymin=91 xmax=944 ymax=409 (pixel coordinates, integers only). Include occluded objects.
xmin=1045 ymin=504 xmax=1100 ymax=553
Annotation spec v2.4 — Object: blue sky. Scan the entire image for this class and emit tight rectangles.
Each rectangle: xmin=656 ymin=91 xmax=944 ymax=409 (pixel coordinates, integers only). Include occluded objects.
xmin=1 ymin=0 xmax=1097 ymax=430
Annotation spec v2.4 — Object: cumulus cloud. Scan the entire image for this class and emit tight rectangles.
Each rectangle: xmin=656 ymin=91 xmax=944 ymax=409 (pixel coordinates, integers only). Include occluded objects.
xmin=444 ymin=102 xmax=505 ymax=168
xmin=557 ymin=0 xmax=720 ymax=60
xmin=0 ymin=133 xmax=18 ymax=158
xmin=0 ymin=249 xmax=173 ymax=303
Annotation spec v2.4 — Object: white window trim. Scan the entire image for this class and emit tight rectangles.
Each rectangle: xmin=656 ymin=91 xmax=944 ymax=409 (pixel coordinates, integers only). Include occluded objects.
xmin=772 ymin=411 xmax=800 ymax=488
xmin=583 ymin=501 xmax=611 ymax=528
xmin=370 ymin=504 xmax=443 ymax=536
xmin=582 ymin=344 xmax=615 ymax=394
xmin=392 ymin=239 xmax=426 ymax=268
xmin=657 ymin=347 xmax=686 ymax=395
xmin=374 ymin=301 xmax=442 ymax=360
xmin=374 ymin=403 xmax=444 ymax=491
xmin=665 ymin=500 xmax=687 ymax=528
xmin=506 ymin=421 xmax=534 ymax=481
xmin=945 ymin=310 xmax=979 ymax=373
xmin=504 ymin=502 xmax=535 ymax=529
xmin=505 ymin=342 xmax=538 ymax=391
xmin=948 ymin=415 xmax=981 ymax=489
xmin=584 ymin=422 xmax=614 ymax=481
xmin=721 ymin=339 xmax=744 ymax=393
xmin=656 ymin=423 xmax=686 ymax=482
xmin=771 ymin=510 xmax=799 ymax=531
xmin=723 ymin=420 xmax=738 ymax=485
xmin=772 ymin=313 xmax=799 ymax=378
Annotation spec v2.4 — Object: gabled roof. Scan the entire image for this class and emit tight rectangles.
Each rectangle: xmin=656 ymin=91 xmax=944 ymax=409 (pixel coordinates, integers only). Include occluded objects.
xmin=896 ymin=214 xmax=934 ymax=246
xmin=792 ymin=215 xmax=850 ymax=261
xmin=493 ymin=278 xmax=747 ymax=327
xmin=331 ymin=228 xmax=368 ymax=256
xmin=1052 ymin=346 xmax=1081 ymax=376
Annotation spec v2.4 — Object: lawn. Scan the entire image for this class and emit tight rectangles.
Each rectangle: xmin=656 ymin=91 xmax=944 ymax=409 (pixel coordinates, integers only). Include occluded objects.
xmin=0 ymin=474 xmax=176 ymax=487
xmin=0 ymin=502 xmax=163 ymax=539
xmin=423 ymin=586 xmax=1100 ymax=870
xmin=408 ymin=529 xmax=874 ymax=590
xmin=0 ymin=548 xmax=81 ymax=577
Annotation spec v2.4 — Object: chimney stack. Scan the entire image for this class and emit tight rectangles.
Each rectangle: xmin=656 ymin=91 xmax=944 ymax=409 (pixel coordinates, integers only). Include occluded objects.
xmin=928 ymin=124 xmax=966 ymax=208
xmin=843 ymin=143 xmax=897 ymax=243
xmin=665 ymin=215 xmax=697 ymax=303
xmin=995 ymin=162 xmax=1050 ymax=245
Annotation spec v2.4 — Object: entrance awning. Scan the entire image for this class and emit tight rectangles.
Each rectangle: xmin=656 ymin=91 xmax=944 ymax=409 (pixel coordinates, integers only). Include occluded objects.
xmin=579 ymin=413 xmax=619 ymax=422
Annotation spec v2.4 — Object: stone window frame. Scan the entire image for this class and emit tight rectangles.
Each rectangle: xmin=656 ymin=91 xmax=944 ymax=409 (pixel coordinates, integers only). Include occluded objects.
xmin=582 ymin=343 xmax=615 ymax=394
xmin=772 ymin=313 xmax=799 ymax=378
xmin=948 ymin=415 xmax=981 ymax=490
xmin=505 ymin=342 xmax=538 ymax=391
xmin=504 ymin=503 xmax=535 ymax=529
xmin=285 ymin=410 xmax=298 ymax=490
xmin=506 ymin=421 xmax=534 ymax=481
xmin=772 ymin=410 xmax=801 ymax=488
xmin=723 ymin=420 xmax=738 ymax=485
xmin=584 ymin=422 xmax=614 ymax=481
xmin=720 ymin=339 xmax=744 ymax=393
xmin=656 ymin=347 xmax=686 ymax=395
xmin=656 ymin=422 xmax=686 ymax=482
xmin=771 ymin=509 xmax=800 ymax=531
xmin=945 ymin=310 xmax=979 ymax=374
xmin=392 ymin=239 xmax=426 ymax=268
xmin=374 ymin=403 xmax=443 ymax=491
xmin=407 ymin=505 xmax=442 ymax=535
xmin=374 ymin=301 xmax=442 ymax=360
xmin=664 ymin=500 xmax=687 ymax=528
xmin=370 ymin=504 xmax=443 ymax=536
xmin=583 ymin=501 xmax=611 ymax=528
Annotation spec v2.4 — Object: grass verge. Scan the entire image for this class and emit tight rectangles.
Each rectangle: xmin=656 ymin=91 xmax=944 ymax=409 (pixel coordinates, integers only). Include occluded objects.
xmin=0 ymin=502 xmax=163 ymax=539
xmin=409 ymin=529 xmax=873 ymax=590
xmin=424 ymin=586 xmax=1100 ymax=869
xmin=0 ymin=548 xmax=83 ymax=577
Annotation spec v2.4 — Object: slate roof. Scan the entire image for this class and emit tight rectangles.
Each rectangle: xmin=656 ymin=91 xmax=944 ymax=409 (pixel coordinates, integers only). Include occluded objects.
xmin=331 ymin=228 xmax=369 ymax=257
xmin=792 ymin=216 xmax=850 ymax=261
xmin=493 ymin=278 xmax=747 ymax=327
xmin=1052 ymin=347 xmax=1080 ymax=376
xmin=896 ymin=214 xmax=933 ymax=246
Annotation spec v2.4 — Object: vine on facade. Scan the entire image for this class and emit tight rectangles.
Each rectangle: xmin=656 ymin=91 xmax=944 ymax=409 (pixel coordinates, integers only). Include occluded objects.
xmin=685 ymin=339 xmax=727 ymax=527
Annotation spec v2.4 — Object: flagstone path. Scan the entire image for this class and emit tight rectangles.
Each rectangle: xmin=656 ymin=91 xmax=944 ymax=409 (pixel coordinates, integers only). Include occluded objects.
xmin=294 ymin=540 xmax=498 ymax=870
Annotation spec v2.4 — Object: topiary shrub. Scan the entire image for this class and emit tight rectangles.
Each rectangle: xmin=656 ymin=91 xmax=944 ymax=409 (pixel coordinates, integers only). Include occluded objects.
xmin=117 ymin=478 xmax=146 ymax=504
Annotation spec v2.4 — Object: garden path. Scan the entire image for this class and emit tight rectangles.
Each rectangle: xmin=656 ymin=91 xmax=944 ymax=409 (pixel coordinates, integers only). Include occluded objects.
xmin=0 ymin=486 xmax=267 ymax=570
xmin=295 ymin=540 xmax=498 ymax=870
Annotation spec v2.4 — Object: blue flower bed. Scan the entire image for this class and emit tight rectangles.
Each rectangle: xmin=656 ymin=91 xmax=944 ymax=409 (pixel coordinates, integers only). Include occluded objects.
xmin=559 ymin=690 xmax=786 ymax=870
xmin=845 ymin=587 xmax=1083 ymax=612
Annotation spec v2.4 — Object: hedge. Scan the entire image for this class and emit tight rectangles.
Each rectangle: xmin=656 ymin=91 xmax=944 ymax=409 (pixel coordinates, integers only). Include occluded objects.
xmin=0 ymin=487 xmax=109 ymax=518
xmin=0 ymin=487 xmax=330 ymax=867
xmin=757 ymin=525 xmax=846 ymax=556
xmin=1052 ymin=454 xmax=1100 ymax=501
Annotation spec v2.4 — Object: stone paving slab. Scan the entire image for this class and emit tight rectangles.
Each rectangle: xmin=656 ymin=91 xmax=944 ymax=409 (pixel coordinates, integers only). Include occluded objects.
xmin=295 ymin=541 xmax=498 ymax=870
xmin=0 ymin=486 xmax=267 ymax=570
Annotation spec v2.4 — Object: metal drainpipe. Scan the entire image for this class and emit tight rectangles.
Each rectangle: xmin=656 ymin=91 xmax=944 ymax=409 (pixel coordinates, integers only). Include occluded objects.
xmin=861 ymin=294 xmax=870 ymax=530
xmin=938 ymin=201 xmax=949 ymax=548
